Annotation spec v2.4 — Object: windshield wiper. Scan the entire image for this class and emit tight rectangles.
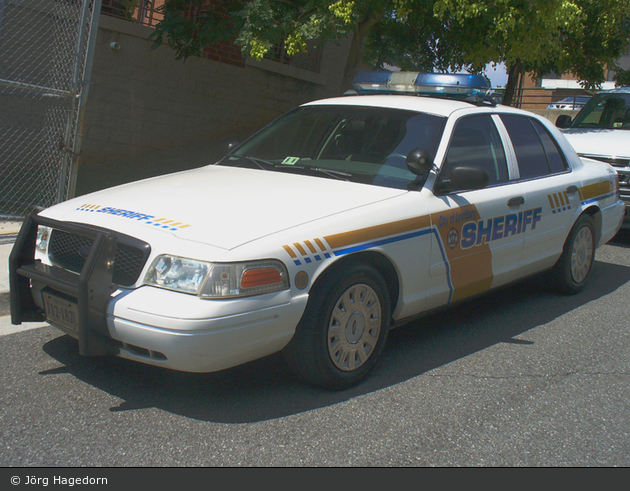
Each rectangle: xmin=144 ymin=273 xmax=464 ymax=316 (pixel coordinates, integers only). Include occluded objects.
xmin=310 ymin=167 xmax=353 ymax=181
xmin=227 ymin=156 xmax=354 ymax=181
xmin=218 ymin=155 xmax=276 ymax=170
xmin=241 ymin=155 xmax=276 ymax=170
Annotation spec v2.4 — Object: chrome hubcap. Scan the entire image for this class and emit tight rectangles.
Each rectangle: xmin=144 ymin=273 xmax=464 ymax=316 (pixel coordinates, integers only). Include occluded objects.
xmin=571 ymin=226 xmax=593 ymax=283
xmin=327 ymin=283 xmax=382 ymax=372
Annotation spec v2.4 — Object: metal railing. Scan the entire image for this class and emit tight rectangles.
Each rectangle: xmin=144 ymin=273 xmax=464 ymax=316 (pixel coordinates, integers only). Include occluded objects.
xmin=513 ymin=89 xmax=591 ymax=111
xmin=489 ymin=87 xmax=592 ymax=111
xmin=100 ymin=0 xmax=164 ymax=27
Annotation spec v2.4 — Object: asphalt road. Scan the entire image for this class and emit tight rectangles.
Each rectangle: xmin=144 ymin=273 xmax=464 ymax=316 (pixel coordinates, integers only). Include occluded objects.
xmin=2 ymin=229 xmax=629 ymax=467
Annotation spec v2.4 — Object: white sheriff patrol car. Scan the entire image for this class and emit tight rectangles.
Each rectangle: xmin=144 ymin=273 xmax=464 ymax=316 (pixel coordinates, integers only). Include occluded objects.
xmin=10 ymin=72 xmax=625 ymax=390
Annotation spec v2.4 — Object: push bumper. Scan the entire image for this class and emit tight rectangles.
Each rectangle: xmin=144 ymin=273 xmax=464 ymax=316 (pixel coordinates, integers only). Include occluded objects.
xmin=10 ymin=214 xmax=119 ymax=357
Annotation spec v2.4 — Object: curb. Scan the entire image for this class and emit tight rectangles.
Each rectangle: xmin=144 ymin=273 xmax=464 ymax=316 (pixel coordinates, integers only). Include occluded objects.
xmin=0 ymin=292 xmax=9 ymax=317
xmin=1 ymin=228 xmax=19 ymax=318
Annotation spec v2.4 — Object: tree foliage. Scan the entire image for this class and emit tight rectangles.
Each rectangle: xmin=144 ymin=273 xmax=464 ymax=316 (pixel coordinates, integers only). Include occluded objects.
xmin=613 ymin=65 xmax=630 ymax=87
xmin=433 ymin=0 xmax=630 ymax=102
xmin=151 ymin=0 xmax=630 ymax=103
xmin=231 ymin=1 xmax=395 ymax=87
xmin=152 ymin=1 xmax=401 ymax=86
xmin=233 ymin=0 xmax=358 ymax=60
xmin=558 ymin=0 xmax=630 ymax=87
xmin=150 ymin=0 xmax=244 ymax=60
xmin=362 ymin=0 xmax=471 ymax=73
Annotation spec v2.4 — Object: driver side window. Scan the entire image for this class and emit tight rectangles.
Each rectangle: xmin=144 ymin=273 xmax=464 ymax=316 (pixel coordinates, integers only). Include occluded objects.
xmin=441 ymin=115 xmax=509 ymax=187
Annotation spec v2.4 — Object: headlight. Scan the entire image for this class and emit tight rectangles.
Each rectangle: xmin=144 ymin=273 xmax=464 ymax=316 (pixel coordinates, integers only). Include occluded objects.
xmin=144 ymin=255 xmax=210 ymax=294
xmin=144 ymin=255 xmax=289 ymax=298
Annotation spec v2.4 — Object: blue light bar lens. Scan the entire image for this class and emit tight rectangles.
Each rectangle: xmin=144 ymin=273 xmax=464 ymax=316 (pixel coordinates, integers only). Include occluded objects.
xmin=351 ymin=71 xmax=491 ymax=97
xmin=414 ymin=73 xmax=489 ymax=88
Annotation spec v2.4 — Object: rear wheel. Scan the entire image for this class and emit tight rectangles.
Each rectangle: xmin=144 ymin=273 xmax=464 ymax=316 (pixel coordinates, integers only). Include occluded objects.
xmin=283 ymin=264 xmax=391 ymax=390
xmin=551 ymin=214 xmax=595 ymax=295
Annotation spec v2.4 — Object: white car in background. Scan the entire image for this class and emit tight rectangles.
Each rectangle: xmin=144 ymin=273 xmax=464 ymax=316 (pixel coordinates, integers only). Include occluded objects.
xmin=556 ymin=87 xmax=630 ymax=227
xmin=547 ymin=96 xmax=591 ymax=110
xmin=10 ymin=72 xmax=625 ymax=390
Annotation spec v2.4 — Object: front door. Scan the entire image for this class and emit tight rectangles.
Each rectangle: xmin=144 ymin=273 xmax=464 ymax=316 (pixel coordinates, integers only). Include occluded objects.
xmin=424 ymin=114 xmax=527 ymax=310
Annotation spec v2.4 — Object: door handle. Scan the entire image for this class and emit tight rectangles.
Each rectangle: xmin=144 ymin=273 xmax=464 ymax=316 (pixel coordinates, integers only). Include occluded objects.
xmin=507 ymin=196 xmax=525 ymax=207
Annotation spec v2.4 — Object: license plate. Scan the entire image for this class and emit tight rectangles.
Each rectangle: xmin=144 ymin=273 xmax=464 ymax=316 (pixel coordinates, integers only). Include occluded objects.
xmin=43 ymin=292 xmax=79 ymax=333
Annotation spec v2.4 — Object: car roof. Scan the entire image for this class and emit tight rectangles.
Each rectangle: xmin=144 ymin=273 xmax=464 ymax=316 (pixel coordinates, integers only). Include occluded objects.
xmin=597 ymin=86 xmax=630 ymax=94
xmin=303 ymin=94 xmax=524 ymax=118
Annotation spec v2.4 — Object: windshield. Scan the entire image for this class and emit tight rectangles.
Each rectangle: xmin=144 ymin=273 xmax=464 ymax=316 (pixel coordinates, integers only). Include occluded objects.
xmin=217 ymin=105 xmax=446 ymax=190
xmin=571 ymin=92 xmax=630 ymax=130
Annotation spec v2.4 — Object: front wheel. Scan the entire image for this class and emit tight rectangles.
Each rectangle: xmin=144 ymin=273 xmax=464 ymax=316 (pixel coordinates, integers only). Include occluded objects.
xmin=550 ymin=214 xmax=595 ymax=295
xmin=283 ymin=264 xmax=391 ymax=390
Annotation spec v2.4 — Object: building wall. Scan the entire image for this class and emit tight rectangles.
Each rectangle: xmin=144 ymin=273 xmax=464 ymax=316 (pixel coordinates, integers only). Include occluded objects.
xmin=516 ymin=72 xmax=591 ymax=111
xmin=76 ymin=15 xmax=351 ymax=194
xmin=520 ymin=42 xmax=630 ymax=111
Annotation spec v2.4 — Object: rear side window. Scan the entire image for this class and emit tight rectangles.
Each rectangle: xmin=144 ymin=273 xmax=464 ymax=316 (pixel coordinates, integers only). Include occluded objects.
xmin=532 ymin=119 xmax=567 ymax=173
xmin=500 ymin=115 xmax=568 ymax=179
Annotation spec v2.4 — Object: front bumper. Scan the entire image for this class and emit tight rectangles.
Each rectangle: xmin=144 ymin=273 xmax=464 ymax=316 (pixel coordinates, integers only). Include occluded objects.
xmin=580 ymin=155 xmax=630 ymax=225
xmin=599 ymin=198 xmax=627 ymax=244
xmin=106 ymin=287 xmax=305 ymax=372
xmin=10 ymin=215 xmax=307 ymax=372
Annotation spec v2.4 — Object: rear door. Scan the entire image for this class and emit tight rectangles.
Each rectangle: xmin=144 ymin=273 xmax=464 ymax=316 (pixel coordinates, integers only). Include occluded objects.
xmin=497 ymin=114 xmax=577 ymax=273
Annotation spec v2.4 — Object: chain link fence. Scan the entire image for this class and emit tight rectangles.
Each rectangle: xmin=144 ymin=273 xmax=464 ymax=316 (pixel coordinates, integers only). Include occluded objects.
xmin=1 ymin=0 xmax=101 ymax=221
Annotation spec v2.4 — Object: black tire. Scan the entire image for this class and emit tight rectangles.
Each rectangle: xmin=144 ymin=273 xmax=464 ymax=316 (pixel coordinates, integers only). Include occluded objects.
xmin=283 ymin=263 xmax=391 ymax=390
xmin=550 ymin=214 xmax=595 ymax=295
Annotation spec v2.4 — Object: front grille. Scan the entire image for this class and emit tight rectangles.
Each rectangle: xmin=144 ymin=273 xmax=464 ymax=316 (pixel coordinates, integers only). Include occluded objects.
xmin=580 ymin=154 xmax=630 ymax=168
xmin=48 ymin=229 xmax=150 ymax=286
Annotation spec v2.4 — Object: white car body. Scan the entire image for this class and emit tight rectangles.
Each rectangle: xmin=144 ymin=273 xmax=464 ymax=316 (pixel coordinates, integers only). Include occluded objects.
xmin=559 ymin=87 xmax=630 ymax=226
xmin=10 ymin=86 xmax=625 ymax=389
xmin=562 ymin=128 xmax=629 ymax=160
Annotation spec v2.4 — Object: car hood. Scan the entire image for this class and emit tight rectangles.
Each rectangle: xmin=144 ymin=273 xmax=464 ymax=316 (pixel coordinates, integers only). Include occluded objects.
xmin=42 ymin=165 xmax=407 ymax=250
xmin=561 ymin=128 xmax=630 ymax=159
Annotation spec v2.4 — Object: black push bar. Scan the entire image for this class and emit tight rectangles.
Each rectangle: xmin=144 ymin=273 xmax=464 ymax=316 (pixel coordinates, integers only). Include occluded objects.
xmin=9 ymin=214 xmax=120 ymax=357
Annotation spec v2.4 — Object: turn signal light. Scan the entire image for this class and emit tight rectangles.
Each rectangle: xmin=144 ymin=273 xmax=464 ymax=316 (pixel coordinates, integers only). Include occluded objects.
xmin=240 ymin=267 xmax=284 ymax=289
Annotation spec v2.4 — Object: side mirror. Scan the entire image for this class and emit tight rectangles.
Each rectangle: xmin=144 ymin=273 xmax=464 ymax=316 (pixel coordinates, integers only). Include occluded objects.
xmin=555 ymin=115 xmax=572 ymax=128
xmin=437 ymin=165 xmax=489 ymax=193
xmin=406 ymin=148 xmax=434 ymax=175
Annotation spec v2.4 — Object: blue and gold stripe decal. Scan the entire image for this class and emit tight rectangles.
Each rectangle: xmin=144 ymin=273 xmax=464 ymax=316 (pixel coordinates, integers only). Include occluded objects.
xmin=282 ymin=210 xmax=490 ymax=304
xmin=76 ymin=204 xmax=191 ymax=231
xmin=579 ymin=179 xmax=617 ymax=205
xmin=281 ymin=180 xmax=617 ymax=305
xmin=547 ymin=191 xmax=571 ymax=214
xmin=283 ymin=238 xmax=332 ymax=265
xmin=283 ymin=216 xmax=432 ymax=267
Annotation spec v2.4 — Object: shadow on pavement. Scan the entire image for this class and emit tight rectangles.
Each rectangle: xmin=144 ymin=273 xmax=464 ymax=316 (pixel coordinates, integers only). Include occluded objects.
xmin=35 ymin=251 xmax=630 ymax=424
xmin=609 ymin=227 xmax=630 ymax=248
xmin=0 ymin=233 xmax=18 ymax=246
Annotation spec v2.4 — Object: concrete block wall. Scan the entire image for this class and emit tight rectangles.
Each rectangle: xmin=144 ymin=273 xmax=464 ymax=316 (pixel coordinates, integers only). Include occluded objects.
xmin=76 ymin=15 xmax=350 ymax=195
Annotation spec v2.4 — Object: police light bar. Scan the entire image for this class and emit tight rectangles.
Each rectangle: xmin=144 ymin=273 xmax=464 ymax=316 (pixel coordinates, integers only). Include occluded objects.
xmin=352 ymin=71 xmax=491 ymax=98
